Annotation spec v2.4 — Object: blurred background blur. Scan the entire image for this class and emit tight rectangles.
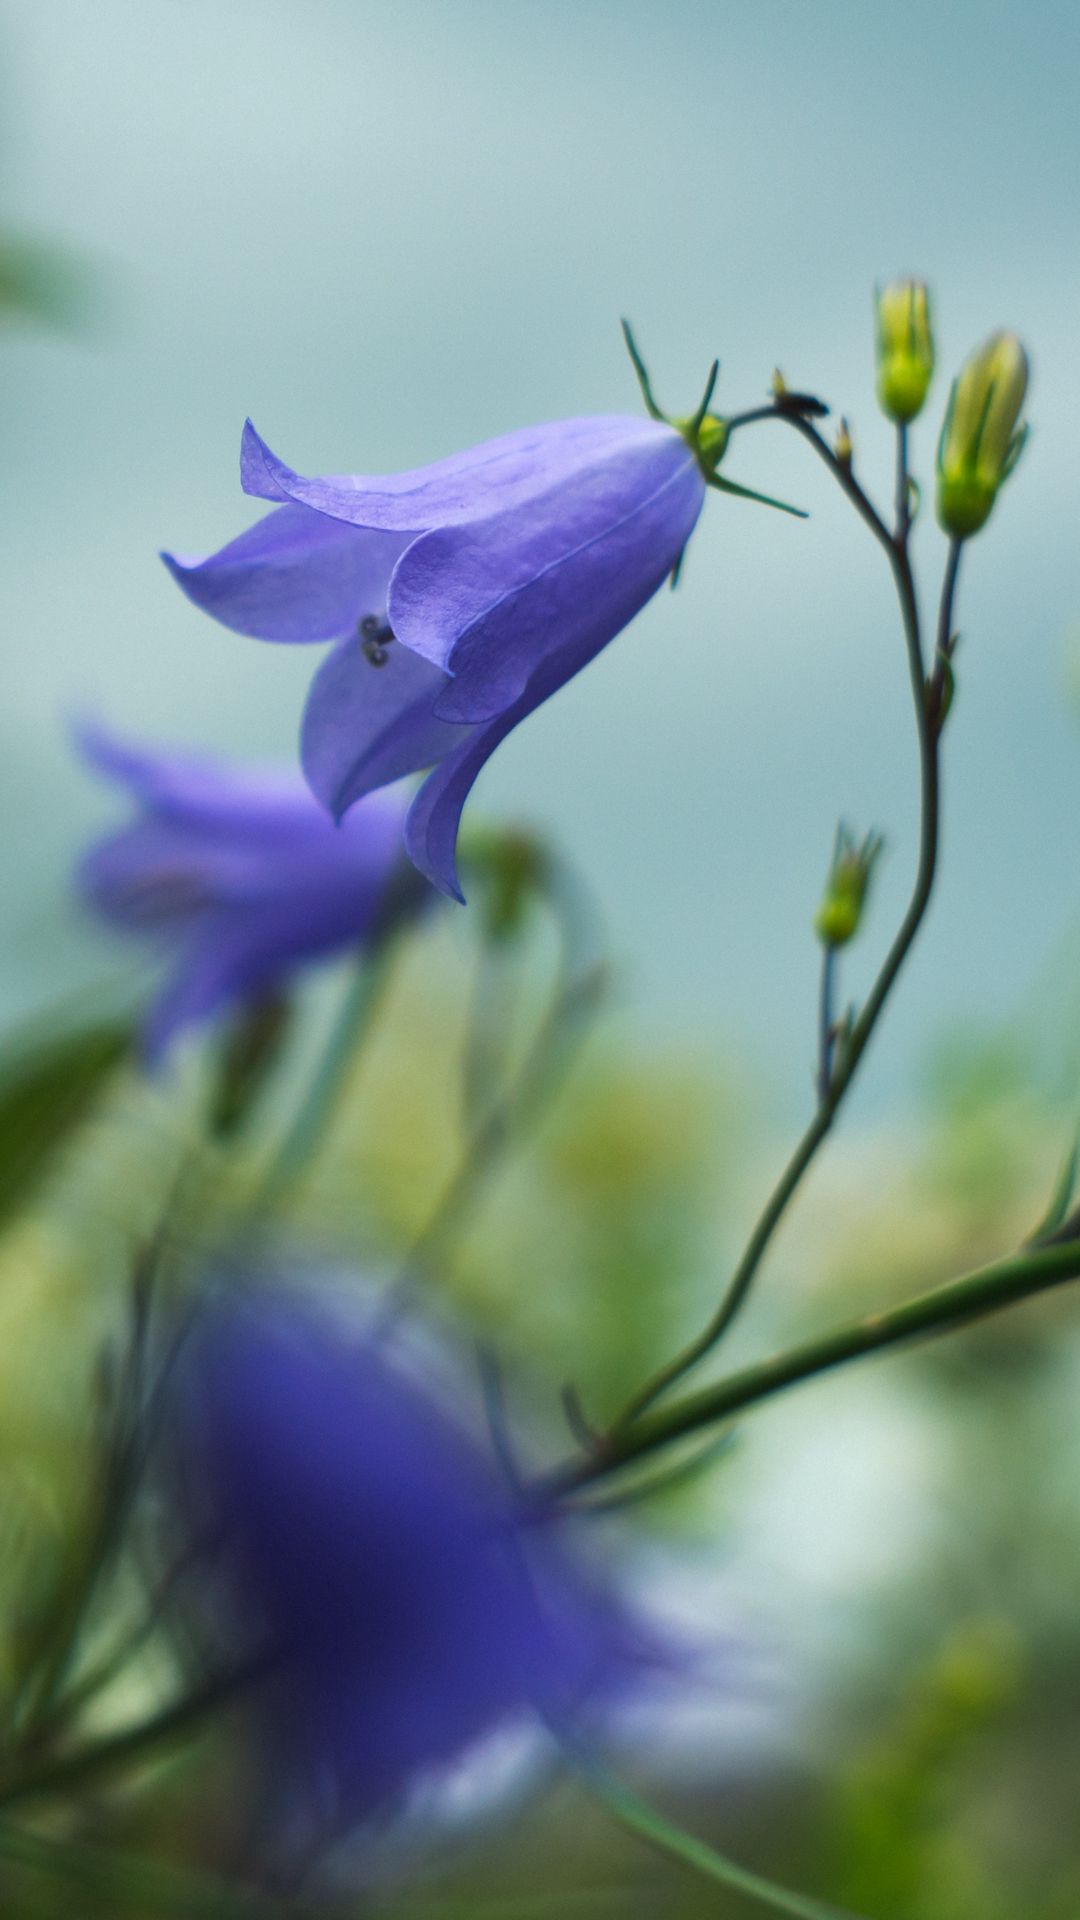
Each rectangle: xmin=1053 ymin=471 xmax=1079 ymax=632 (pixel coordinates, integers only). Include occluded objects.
xmin=5 ymin=2 xmax=1080 ymax=1915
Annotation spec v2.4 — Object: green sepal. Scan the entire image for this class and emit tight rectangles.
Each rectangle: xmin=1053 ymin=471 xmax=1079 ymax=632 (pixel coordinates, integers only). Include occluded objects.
xmin=707 ymin=471 xmax=808 ymax=518
xmin=620 ymin=318 xmax=666 ymax=421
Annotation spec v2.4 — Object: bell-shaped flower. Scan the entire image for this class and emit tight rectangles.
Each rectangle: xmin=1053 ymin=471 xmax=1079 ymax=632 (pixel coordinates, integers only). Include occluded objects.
xmin=77 ymin=726 xmax=429 ymax=1065
xmin=163 ymin=410 xmax=713 ymax=901
xmin=164 ymin=1282 xmax=653 ymax=1859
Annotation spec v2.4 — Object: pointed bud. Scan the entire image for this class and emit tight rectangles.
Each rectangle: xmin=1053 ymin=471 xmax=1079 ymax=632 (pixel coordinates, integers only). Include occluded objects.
xmin=936 ymin=331 xmax=1030 ymax=538
xmin=875 ymin=279 xmax=934 ymax=424
xmin=814 ymin=826 xmax=883 ymax=949
xmin=834 ymin=418 xmax=853 ymax=467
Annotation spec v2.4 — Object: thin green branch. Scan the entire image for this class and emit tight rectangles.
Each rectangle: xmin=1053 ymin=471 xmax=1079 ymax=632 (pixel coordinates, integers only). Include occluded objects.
xmin=607 ymin=405 xmax=944 ymax=1430
xmin=249 ymin=935 xmax=396 ymax=1215
xmin=571 ymin=1747 xmax=862 ymax=1920
xmin=547 ymin=1239 xmax=1080 ymax=1498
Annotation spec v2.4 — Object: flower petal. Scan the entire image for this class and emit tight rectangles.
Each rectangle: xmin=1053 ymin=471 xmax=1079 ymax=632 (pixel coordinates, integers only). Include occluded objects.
xmin=141 ymin=926 xmax=264 ymax=1065
xmin=300 ymin=631 xmax=470 ymax=821
xmin=404 ymin=627 xmax=610 ymax=901
xmin=240 ymin=414 xmax=672 ymax=532
xmin=162 ymin=503 xmax=409 ymax=644
xmin=77 ymin=719 xmax=325 ymax=830
xmin=388 ymin=435 xmax=704 ymax=723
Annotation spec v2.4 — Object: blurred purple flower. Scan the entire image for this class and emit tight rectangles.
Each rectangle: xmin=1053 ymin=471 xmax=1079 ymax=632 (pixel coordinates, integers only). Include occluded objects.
xmin=163 ymin=414 xmax=707 ymax=900
xmin=77 ymin=726 xmax=428 ymax=1065
xmin=169 ymin=1284 xmax=649 ymax=1853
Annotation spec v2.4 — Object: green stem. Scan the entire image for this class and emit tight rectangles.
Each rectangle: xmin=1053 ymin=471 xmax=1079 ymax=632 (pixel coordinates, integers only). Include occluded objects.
xmin=609 ymin=412 xmax=939 ymax=1429
xmin=572 ymin=1748 xmax=861 ymax=1920
xmin=0 ymin=1823 xmax=272 ymax=1920
xmin=895 ymin=420 xmax=910 ymax=543
xmin=250 ymin=937 xmax=394 ymax=1214
xmin=384 ymin=945 xmax=603 ymax=1319
xmin=547 ymin=1239 xmax=1080 ymax=1497
xmin=816 ymin=945 xmax=837 ymax=1102
xmin=0 ymin=1669 xmax=251 ymax=1815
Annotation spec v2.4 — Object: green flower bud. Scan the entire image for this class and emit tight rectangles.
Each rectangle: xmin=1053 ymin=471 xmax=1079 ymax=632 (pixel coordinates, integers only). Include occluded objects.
xmin=814 ymin=826 xmax=882 ymax=949
xmin=936 ymin=331 xmax=1030 ymax=539
xmin=875 ymin=279 xmax=935 ymax=423
xmin=694 ymin=412 xmax=729 ymax=475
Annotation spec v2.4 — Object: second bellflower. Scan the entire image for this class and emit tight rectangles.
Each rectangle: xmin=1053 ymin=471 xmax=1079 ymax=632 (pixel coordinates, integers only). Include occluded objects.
xmin=77 ymin=726 xmax=428 ymax=1064
xmin=164 ymin=412 xmax=709 ymax=899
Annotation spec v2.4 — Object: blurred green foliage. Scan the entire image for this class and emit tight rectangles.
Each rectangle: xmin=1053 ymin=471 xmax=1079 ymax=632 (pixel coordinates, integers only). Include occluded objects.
xmin=2 ymin=918 xmax=1080 ymax=1917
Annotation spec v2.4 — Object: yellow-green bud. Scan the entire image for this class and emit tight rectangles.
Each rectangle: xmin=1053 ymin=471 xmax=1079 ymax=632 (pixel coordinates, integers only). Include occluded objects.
xmin=814 ymin=826 xmax=882 ymax=949
xmin=936 ymin=331 xmax=1029 ymax=538
xmin=695 ymin=412 xmax=729 ymax=474
xmin=674 ymin=409 xmax=729 ymax=477
xmin=875 ymin=279 xmax=934 ymax=424
xmin=868 ymin=278 xmax=930 ymax=424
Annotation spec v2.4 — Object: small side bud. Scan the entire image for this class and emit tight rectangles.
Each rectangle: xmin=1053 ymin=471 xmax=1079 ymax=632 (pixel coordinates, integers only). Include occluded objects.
xmin=814 ymin=825 xmax=883 ymax=949
xmin=875 ymin=279 xmax=934 ymax=424
xmin=834 ymin=417 xmax=853 ymax=467
xmin=936 ymin=331 xmax=1030 ymax=539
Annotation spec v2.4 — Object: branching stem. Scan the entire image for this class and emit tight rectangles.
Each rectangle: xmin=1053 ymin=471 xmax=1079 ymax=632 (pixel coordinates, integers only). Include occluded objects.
xmin=607 ymin=406 xmax=948 ymax=1430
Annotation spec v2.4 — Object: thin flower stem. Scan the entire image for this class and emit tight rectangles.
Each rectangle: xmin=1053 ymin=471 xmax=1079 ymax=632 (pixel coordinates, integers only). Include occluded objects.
xmin=546 ymin=1238 xmax=1080 ymax=1498
xmin=250 ymin=937 xmax=395 ymax=1215
xmin=928 ymin=537 xmax=963 ymax=727
xmin=895 ymin=421 xmax=910 ymax=544
xmin=569 ymin=1746 xmax=862 ymax=1920
xmin=378 ymin=862 xmax=606 ymax=1326
xmin=0 ymin=1667 xmax=254 ymax=1815
xmin=0 ymin=1823 xmax=275 ymax=1920
xmin=607 ymin=410 xmax=942 ymax=1430
xmin=816 ymin=945 xmax=837 ymax=1103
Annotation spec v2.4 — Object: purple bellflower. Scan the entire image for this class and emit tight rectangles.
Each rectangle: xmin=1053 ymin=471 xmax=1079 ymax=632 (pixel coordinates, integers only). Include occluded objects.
xmin=163 ymin=347 xmax=797 ymax=901
xmin=168 ymin=1284 xmax=649 ymax=1854
xmin=77 ymin=726 xmax=428 ymax=1065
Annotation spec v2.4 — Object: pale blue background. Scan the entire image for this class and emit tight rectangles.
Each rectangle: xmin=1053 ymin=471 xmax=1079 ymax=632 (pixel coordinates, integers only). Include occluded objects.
xmin=4 ymin=0 xmax=1079 ymax=1121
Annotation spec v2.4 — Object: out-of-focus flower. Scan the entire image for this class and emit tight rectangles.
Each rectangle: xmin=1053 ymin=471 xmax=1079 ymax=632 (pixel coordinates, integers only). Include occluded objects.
xmin=874 ymin=279 xmax=934 ymax=424
xmin=77 ymin=726 xmax=428 ymax=1065
xmin=936 ymin=331 xmax=1030 ymax=538
xmin=166 ymin=1283 xmax=649 ymax=1856
xmin=163 ymin=413 xmax=711 ymax=900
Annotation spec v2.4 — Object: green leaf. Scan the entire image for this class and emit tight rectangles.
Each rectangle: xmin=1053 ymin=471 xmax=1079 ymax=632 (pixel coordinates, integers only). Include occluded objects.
xmin=0 ymin=1017 xmax=133 ymax=1229
xmin=572 ymin=1747 xmax=863 ymax=1920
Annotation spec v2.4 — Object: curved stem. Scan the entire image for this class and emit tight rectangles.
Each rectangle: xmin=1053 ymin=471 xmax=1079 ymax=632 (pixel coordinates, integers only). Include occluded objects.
xmin=610 ymin=413 xmax=941 ymax=1428
xmin=249 ymin=937 xmax=395 ymax=1216
xmin=546 ymin=1239 xmax=1080 ymax=1498
xmin=378 ymin=864 xmax=606 ymax=1327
